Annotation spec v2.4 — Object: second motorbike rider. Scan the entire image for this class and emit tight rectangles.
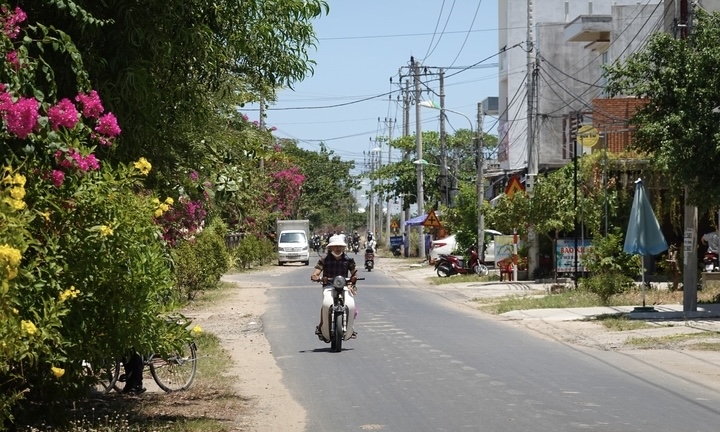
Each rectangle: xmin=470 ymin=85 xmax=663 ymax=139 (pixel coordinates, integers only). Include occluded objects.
xmin=311 ymin=235 xmax=359 ymax=339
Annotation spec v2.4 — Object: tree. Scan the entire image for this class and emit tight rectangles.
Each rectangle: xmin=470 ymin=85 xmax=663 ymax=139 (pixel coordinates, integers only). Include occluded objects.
xmin=23 ymin=0 xmax=329 ymax=192
xmin=278 ymin=142 xmax=359 ymax=231
xmin=603 ymin=9 xmax=720 ymax=210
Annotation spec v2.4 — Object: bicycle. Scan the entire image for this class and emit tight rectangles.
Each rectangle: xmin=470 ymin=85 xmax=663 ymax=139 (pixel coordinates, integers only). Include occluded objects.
xmin=84 ymin=341 xmax=198 ymax=394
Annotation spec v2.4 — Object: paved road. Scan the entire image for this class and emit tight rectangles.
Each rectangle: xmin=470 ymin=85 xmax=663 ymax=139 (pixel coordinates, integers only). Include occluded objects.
xmin=260 ymin=264 xmax=720 ymax=432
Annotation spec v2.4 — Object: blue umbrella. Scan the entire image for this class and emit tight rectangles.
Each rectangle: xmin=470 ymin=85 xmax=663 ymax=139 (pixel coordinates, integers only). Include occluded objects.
xmin=623 ymin=178 xmax=668 ymax=309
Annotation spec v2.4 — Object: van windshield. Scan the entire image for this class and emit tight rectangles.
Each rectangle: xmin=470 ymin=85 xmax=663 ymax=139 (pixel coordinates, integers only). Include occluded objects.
xmin=279 ymin=232 xmax=306 ymax=243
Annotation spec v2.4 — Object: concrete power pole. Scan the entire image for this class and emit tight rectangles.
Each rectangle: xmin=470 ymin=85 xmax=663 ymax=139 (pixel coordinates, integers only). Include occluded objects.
xmin=259 ymin=100 xmax=265 ymax=173
xmin=413 ymin=57 xmax=426 ymax=259
xmin=439 ymin=70 xmax=448 ymax=206
xmin=526 ymin=0 xmax=539 ymax=279
xmin=385 ymin=117 xmax=394 ymax=245
xmin=402 ymin=78 xmax=411 ymax=257
xmin=477 ymin=103 xmax=485 ymax=260
xmin=677 ymin=0 xmax=698 ymax=311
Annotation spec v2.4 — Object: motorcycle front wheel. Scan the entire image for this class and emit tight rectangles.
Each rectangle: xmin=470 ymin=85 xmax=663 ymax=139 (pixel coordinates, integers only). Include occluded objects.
xmin=333 ymin=314 xmax=343 ymax=352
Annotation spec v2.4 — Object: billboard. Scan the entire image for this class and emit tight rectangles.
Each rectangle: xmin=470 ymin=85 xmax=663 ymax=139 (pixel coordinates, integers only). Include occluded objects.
xmin=555 ymin=238 xmax=592 ymax=273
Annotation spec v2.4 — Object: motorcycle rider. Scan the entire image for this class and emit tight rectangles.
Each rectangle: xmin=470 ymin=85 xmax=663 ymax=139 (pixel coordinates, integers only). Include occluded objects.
xmin=310 ymin=235 xmax=358 ymax=338
xmin=701 ymin=230 xmax=720 ymax=269
xmin=352 ymin=231 xmax=361 ymax=250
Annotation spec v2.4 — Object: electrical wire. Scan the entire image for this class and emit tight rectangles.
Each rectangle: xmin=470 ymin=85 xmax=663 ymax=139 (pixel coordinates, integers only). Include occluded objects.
xmin=447 ymin=0 xmax=483 ymax=69
xmin=422 ymin=0 xmax=450 ymax=61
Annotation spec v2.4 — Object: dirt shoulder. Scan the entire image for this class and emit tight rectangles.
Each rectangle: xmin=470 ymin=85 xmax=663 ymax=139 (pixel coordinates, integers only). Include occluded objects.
xmin=188 ymin=259 xmax=720 ymax=430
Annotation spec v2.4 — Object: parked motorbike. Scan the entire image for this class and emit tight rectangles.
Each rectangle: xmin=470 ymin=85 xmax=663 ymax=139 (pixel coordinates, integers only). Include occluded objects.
xmin=316 ymin=275 xmax=363 ymax=352
xmin=703 ymin=251 xmax=719 ymax=272
xmin=364 ymin=248 xmax=375 ymax=272
xmin=434 ymin=246 xmax=488 ymax=277
xmin=391 ymin=245 xmax=402 ymax=257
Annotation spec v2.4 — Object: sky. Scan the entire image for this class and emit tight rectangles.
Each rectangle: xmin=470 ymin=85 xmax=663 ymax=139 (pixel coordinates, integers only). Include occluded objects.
xmin=244 ymin=0 xmax=501 ymax=180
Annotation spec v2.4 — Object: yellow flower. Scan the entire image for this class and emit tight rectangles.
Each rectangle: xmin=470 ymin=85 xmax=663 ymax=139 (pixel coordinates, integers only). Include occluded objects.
xmin=12 ymin=173 xmax=26 ymax=187
xmin=152 ymin=197 xmax=160 ymax=205
xmin=9 ymin=186 xmax=25 ymax=200
xmin=21 ymin=320 xmax=37 ymax=336
xmin=51 ymin=366 xmax=65 ymax=378
xmin=0 ymin=244 xmax=22 ymax=267
xmin=133 ymin=157 xmax=152 ymax=175
xmin=12 ymin=308 xmax=18 ymax=314
xmin=40 ymin=211 xmax=51 ymax=221
xmin=191 ymin=325 xmax=202 ymax=335
xmin=164 ymin=197 xmax=174 ymax=205
xmin=159 ymin=203 xmax=169 ymax=212
xmin=4 ymin=197 xmax=25 ymax=210
xmin=5 ymin=265 xmax=17 ymax=280
xmin=154 ymin=208 xmax=163 ymax=218
xmin=60 ymin=286 xmax=80 ymax=301
xmin=99 ymin=225 xmax=114 ymax=237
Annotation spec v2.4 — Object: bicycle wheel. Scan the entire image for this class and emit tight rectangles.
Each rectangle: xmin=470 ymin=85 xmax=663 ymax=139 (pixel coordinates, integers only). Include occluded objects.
xmin=150 ymin=342 xmax=197 ymax=392
xmin=84 ymin=358 xmax=121 ymax=395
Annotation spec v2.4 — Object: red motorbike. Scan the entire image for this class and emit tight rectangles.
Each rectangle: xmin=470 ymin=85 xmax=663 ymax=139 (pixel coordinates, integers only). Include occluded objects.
xmin=434 ymin=246 xmax=488 ymax=277
xmin=703 ymin=251 xmax=719 ymax=272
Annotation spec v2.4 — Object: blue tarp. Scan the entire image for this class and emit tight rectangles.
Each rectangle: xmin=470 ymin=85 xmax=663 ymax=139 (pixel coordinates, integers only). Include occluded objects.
xmin=403 ymin=213 xmax=428 ymax=228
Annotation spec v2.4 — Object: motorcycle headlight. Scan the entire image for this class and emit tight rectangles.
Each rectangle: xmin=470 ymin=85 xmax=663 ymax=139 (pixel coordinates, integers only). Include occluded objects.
xmin=332 ymin=275 xmax=346 ymax=289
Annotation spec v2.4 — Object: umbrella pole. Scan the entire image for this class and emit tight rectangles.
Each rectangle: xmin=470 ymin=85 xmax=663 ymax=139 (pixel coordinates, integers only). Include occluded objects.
xmin=641 ymin=257 xmax=646 ymax=308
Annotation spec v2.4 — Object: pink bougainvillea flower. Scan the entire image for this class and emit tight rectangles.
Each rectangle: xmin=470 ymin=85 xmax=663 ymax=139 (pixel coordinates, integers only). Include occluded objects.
xmin=94 ymin=112 xmax=121 ymax=137
xmin=47 ymin=98 xmax=79 ymax=130
xmin=5 ymin=51 xmax=18 ymax=69
xmin=1 ymin=6 xmax=27 ymax=40
xmin=50 ymin=170 xmax=65 ymax=187
xmin=4 ymin=97 xmax=39 ymax=138
xmin=74 ymin=90 xmax=104 ymax=118
xmin=54 ymin=148 xmax=101 ymax=173
xmin=189 ymin=171 xmax=199 ymax=182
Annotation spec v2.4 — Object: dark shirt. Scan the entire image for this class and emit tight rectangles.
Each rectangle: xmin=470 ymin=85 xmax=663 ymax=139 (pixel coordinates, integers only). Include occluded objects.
xmin=314 ymin=253 xmax=357 ymax=280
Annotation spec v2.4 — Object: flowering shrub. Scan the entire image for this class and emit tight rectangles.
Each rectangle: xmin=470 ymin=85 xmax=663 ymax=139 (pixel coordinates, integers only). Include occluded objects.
xmin=0 ymin=6 xmax=194 ymax=426
xmin=155 ymin=195 xmax=209 ymax=246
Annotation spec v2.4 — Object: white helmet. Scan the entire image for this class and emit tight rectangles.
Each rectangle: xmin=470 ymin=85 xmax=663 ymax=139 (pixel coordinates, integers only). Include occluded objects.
xmin=327 ymin=235 xmax=346 ymax=248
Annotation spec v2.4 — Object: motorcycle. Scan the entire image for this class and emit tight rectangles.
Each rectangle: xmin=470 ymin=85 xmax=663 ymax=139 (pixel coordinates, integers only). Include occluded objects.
xmin=311 ymin=235 xmax=322 ymax=254
xmin=316 ymin=275 xmax=363 ymax=352
xmin=352 ymin=241 xmax=360 ymax=254
xmin=703 ymin=251 xmax=719 ymax=272
xmin=434 ymin=246 xmax=488 ymax=277
xmin=391 ymin=245 xmax=402 ymax=257
xmin=364 ymin=248 xmax=375 ymax=272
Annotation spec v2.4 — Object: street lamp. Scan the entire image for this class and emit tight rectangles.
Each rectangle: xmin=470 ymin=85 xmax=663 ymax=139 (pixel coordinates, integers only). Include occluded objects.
xmin=420 ymin=101 xmax=484 ymax=257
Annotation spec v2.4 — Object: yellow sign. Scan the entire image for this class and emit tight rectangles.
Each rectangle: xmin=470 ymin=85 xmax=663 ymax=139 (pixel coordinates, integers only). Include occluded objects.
xmin=505 ymin=176 xmax=525 ymax=198
xmin=390 ymin=220 xmax=399 ymax=229
xmin=423 ymin=209 xmax=442 ymax=228
xmin=577 ymin=125 xmax=599 ymax=148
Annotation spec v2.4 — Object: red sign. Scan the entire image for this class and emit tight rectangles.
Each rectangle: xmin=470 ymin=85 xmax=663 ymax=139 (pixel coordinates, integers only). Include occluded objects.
xmin=505 ymin=176 xmax=525 ymax=197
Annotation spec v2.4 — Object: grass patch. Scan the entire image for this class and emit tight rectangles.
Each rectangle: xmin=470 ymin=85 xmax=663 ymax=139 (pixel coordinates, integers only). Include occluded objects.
xmin=594 ymin=315 xmax=656 ymax=331
xmin=476 ymin=282 xmax=720 ymax=315
xmin=431 ymin=273 xmax=497 ymax=285
xmin=626 ymin=332 xmax=720 ymax=349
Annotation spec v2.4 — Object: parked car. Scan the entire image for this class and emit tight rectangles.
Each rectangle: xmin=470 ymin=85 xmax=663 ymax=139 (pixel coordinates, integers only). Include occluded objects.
xmin=429 ymin=230 xmax=503 ymax=264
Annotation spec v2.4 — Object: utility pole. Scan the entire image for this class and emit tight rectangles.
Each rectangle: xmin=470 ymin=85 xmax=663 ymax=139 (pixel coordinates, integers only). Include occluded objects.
xmin=477 ymin=103 xmax=485 ymax=261
xmin=439 ymin=69 xmax=448 ymax=206
xmin=385 ymin=117 xmax=394 ymax=245
xmin=402 ymin=78 xmax=411 ymax=257
xmin=259 ymin=100 xmax=265 ymax=173
xmin=526 ymin=0 xmax=539 ymax=278
xmin=413 ymin=57 xmax=426 ymax=260
xmin=677 ymin=0 xmax=697 ymax=311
